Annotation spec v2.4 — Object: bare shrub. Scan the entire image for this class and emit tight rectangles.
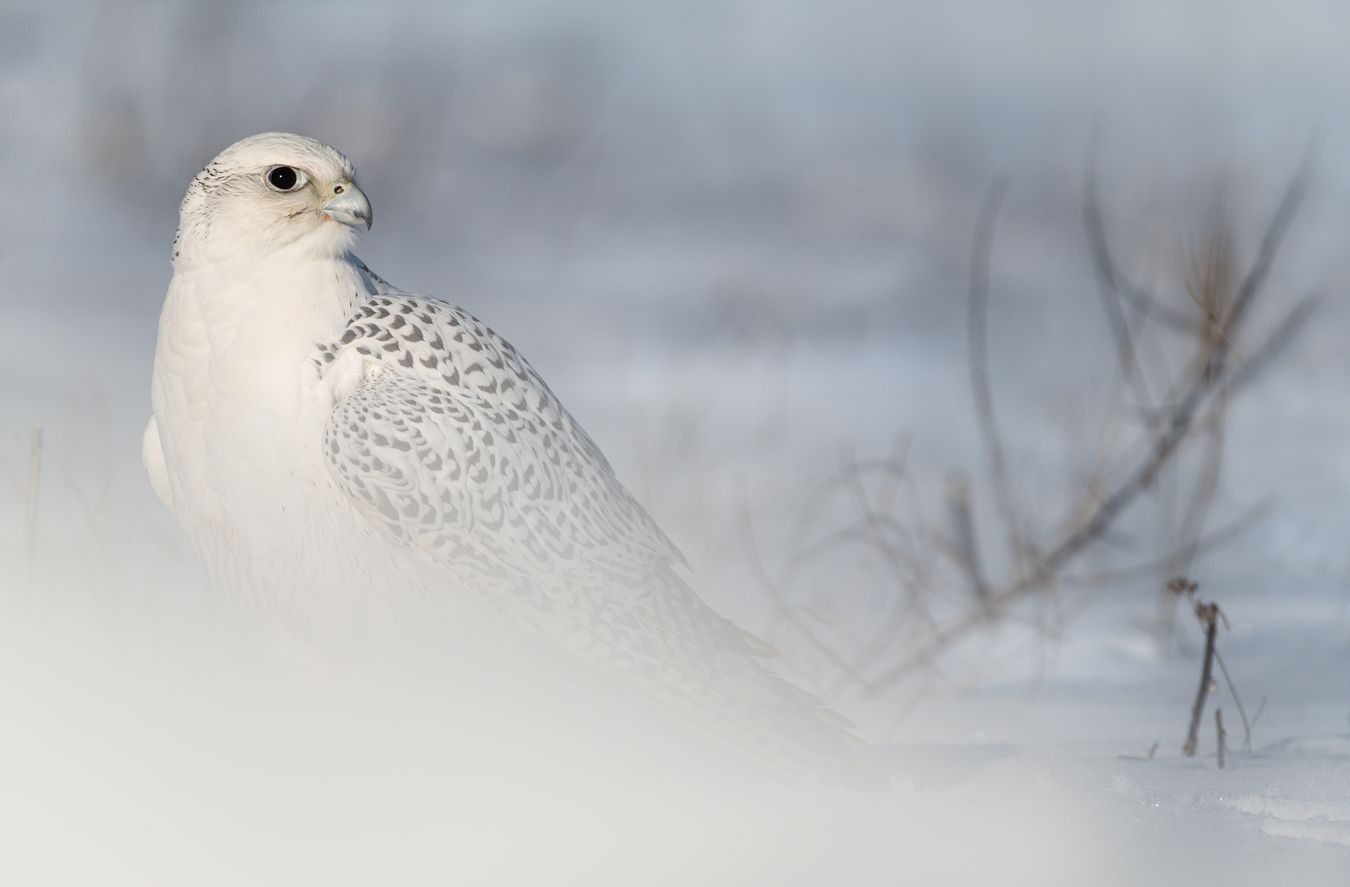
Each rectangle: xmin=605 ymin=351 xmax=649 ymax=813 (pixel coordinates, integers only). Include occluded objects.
xmin=754 ymin=146 xmax=1315 ymax=702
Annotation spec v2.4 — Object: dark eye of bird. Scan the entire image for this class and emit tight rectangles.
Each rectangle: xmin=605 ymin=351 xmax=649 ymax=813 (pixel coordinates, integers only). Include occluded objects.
xmin=267 ymin=166 xmax=299 ymax=191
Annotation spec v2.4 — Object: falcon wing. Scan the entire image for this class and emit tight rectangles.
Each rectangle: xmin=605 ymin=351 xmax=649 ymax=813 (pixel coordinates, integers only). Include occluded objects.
xmin=317 ymin=293 xmax=752 ymax=652
xmin=315 ymin=292 xmax=863 ymax=779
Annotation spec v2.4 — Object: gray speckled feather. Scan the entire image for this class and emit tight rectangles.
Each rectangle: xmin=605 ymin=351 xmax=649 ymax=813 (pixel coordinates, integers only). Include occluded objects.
xmin=314 ymin=287 xmax=863 ymax=777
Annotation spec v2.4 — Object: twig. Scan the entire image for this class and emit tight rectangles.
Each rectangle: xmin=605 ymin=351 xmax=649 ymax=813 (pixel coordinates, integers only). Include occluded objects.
xmin=967 ymin=181 xmax=1031 ymax=573
xmin=1116 ymin=739 xmax=1161 ymax=762
xmin=741 ymin=499 xmax=874 ymax=690
xmin=1220 ymin=144 xmax=1315 ymax=364
xmin=1183 ymin=598 xmax=1219 ymax=757
xmin=1084 ymin=142 xmax=1154 ymax=410
xmin=1216 ymin=708 xmax=1226 ymax=768
xmin=1249 ymin=697 xmax=1267 ymax=750
xmin=22 ymin=422 xmax=44 ymax=596
xmin=946 ymin=476 xmax=991 ymax=607
xmin=1213 ymin=648 xmax=1254 ymax=752
xmin=795 ymin=455 xmax=912 ymax=539
xmin=1219 ymin=295 xmax=1319 ymax=398
xmin=1059 ymin=503 xmax=1267 ymax=587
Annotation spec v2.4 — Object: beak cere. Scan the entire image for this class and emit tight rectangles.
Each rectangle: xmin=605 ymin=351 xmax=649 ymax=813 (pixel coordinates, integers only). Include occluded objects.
xmin=321 ymin=183 xmax=373 ymax=230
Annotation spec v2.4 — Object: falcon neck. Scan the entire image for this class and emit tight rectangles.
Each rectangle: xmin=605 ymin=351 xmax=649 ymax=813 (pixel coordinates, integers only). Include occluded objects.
xmin=168 ymin=248 xmax=370 ymax=344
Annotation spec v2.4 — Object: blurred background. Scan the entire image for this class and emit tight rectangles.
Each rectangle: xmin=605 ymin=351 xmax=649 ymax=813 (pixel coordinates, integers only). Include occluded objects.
xmin=2 ymin=1 xmax=1350 ymax=881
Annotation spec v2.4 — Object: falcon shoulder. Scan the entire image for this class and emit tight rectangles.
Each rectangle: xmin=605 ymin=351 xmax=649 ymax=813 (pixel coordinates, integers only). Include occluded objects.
xmin=312 ymin=291 xmax=760 ymax=655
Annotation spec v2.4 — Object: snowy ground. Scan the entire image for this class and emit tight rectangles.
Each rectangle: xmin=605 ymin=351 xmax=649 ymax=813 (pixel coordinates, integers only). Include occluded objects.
xmin=2 ymin=1 xmax=1349 ymax=883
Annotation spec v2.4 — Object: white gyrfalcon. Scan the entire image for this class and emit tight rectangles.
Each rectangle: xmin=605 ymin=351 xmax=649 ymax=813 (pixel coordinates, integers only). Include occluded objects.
xmin=145 ymin=133 xmax=862 ymax=780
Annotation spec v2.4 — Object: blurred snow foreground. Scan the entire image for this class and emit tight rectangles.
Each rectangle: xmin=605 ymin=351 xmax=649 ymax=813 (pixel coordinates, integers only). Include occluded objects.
xmin=144 ymin=132 xmax=870 ymax=786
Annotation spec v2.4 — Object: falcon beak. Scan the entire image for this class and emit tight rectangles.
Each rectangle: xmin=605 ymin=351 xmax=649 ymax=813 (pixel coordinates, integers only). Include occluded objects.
xmin=322 ymin=182 xmax=373 ymax=230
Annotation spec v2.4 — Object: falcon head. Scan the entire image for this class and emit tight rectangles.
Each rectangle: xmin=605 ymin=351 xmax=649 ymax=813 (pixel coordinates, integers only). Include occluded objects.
xmin=173 ymin=132 xmax=373 ymax=267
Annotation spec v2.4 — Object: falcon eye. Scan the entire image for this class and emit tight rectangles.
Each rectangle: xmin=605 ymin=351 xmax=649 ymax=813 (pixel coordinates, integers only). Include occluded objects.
xmin=265 ymin=166 xmax=305 ymax=192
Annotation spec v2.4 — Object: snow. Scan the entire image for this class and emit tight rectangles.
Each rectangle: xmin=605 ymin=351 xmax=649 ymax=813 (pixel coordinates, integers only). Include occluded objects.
xmin=2 ymin=0 xmax=1349 ymax=883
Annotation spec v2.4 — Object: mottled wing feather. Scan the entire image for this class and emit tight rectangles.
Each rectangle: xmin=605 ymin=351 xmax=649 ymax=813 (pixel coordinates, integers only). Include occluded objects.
xmin=318 ymin=294 xmax=743 ymax=649
xmin=316 ymin=292 xmax=864 ymax=779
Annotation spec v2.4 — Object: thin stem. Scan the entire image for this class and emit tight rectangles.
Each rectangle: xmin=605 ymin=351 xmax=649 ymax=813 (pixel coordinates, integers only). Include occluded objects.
xmin=22 ymin=422 xmax=44 ymax=597
xmin=1183 ymin=607 xmax=1218 ymax=757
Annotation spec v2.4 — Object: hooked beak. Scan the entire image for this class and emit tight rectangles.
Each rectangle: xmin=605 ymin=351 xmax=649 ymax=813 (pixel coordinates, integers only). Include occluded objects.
xmin=322 ymin=182 xmax=373 ymax=230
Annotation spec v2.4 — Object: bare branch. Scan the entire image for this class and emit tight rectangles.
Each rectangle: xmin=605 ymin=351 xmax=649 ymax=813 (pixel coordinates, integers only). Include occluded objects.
xmin=741 ymin=498 xmax=875 ymax=690
xmin=1059 ymin=503 xmax=1267 ymax=587
xmin=946 ymin=475 xmax=991 ymax=607
xmin=1084 ymin=143 xmax=1154 ymax=409
xmin=1220 ymin=295 xmax=1319 ymax=398
xmin=967 ymin=180 xmax=1033 ymax=574
xmin=1222 ymin=143 xmax=1315 ymax=360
